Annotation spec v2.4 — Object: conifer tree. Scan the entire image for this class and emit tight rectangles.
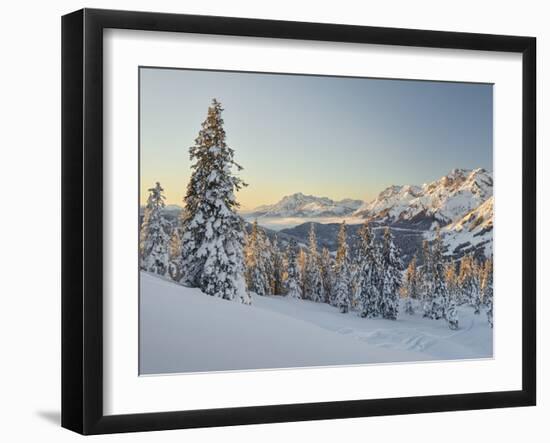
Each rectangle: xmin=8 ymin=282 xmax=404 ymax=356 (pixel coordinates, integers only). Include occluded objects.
xmin=259 ymin=228 xmax=275 ymax=294
xmin=356 ymin=222 xmax=382 ymax=318
xmin=403 ymin=254 xmax=418 ymax=315
xmin=179 ymin=99 xmax=249 ymax=303
xmin=481 ymin=257 xmax=494 ymax=327
xmin=140 ymin=182 xmax=170 ymax=276
xmin=271 ymin=236 xmax=284 ymax=295
xmin=379 ymin=227 xmax=403 ymax=320
xmin=457 ymin=255 xmax=470 ymax=305
xmin=320 ymin=247 xmax=334 ymax=303
xmin=244 ymin=220 xmax=270 ymax=295
xmin=444 ymin=261 xmax=459 ymax=304
xmin=305 ymin=224 xmax=324 ymax=302
xmin=284 ymin=239 xmax=302 ymax=299
xmin=444 ymin=260 xmax=459 ymax=329
xmin=335 ymin=221 xmax=349 ymax=266
xmin=458 ymin=254 xmax=481 ymax=310
xmin=428 ymin=227 xmax=448 ymax=320
xmin=167 ymin=215 xmax=184 ymax=281
xmin=298 ymin=248 xmax=308 ymax=298
xmin=421 ymin=239 xmax=435 ymax=317
xmin=334 ymin=221 xmax=351 ymax=313
xmin=446 ymin=297 xmax=459 ymax=330
xmin=473 ymin=258 xmax=484 ymax=315
xmin=349 ymin=262 xmax=359 ymax=310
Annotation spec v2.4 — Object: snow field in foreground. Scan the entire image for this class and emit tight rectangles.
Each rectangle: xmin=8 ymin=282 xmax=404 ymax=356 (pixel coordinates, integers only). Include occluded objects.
xmin=140 ymin=272 xmax=492 ymax=375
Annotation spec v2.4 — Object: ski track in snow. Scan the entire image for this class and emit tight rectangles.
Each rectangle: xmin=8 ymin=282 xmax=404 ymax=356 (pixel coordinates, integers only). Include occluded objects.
xmin=252 ymin=296 xmax=486 ymax=359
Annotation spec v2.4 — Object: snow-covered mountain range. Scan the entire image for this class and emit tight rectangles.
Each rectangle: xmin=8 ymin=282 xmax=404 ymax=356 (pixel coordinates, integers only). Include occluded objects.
xmin=249 ymin=168 xmax=493 ymax=259
xmin=354 ymin=168 xmax=493 ymax=257
xmin=354 ymin=168 xmax=493 ymax=227
xmin=243 ymin=192 xmax=363 ymax=218
xmin=435 ymin=195 xmax=494 ymax=257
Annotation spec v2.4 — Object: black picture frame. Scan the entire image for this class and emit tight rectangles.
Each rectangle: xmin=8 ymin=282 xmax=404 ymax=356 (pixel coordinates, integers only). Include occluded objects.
xmin=62 ymin=8 xmax=536 ymax=435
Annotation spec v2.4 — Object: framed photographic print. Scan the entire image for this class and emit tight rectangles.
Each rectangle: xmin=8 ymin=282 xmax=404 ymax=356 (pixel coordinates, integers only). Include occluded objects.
xmin=61 ymin=8 xmax=536 ymax=435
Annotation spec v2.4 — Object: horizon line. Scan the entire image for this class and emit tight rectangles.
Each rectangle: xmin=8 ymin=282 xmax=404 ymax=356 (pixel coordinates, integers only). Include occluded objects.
xmin=141 ymin=166 xmax=493 ymax=209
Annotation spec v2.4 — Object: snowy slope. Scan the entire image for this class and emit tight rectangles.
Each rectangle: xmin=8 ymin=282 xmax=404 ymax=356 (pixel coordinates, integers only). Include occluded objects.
xmin=435 ymin=196 xmax=494 ymax=257
xmin=140 ymin=272 xmax=493 ymax=375
xmin=244 ymin=193 xmax=363 ymax=218
xmin=354 ymin=168 xmax=493 ymax=228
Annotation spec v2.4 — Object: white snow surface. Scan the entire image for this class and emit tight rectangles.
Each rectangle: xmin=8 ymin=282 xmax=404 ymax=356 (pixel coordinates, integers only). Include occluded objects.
xmin=140 ymin=272 xmax=493 ymax=375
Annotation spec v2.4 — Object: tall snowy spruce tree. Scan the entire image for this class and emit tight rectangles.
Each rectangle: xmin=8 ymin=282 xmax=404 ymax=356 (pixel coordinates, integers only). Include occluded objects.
xmin=444 ymin=261 xmax=459 ymax=330
xmin=457 ymin=256 xmax=470 ymax=305
xmin=259 ymin=229 xmax=275 ymax=294
xmin=298 ymin=248 xmax=308 ymax=297
xmin=421 ymin=239 xmax=435 ymax=318
xmin=304 ymin=224 xmax=324 ymax=302
xmin=244 ymin=220 xmax=270 ymax=295
xmin=445 ymin=292 xmax=459 ymax=330
xmin=284 ymin=239 xmax=302 ymax=299
xmin=356 ymin=222 xmax=382 ymax=318
xmin=334 ymin=221 xmax=351 ymax=313
xmin=320 ymin=247 xmax=334 ymax=304
xmin=472 ymin=258 xmax=484 ymax=315
xmin=481 ymin=257 xmax=494 ymax=327
xmin=140 ymin=182 xmax=170 ymax=276
xmin=349 ymin=258 xmax=362 ymax=311
xmin=379 ymin=227 xmax=403 ymax=320
xmin=167 ymin=214 xmax=184 ymax=281
xmin=271 ymin=236 xmax=285 ymax=295
xmin=403 ymin=254 xmax=418 ymax=315
xmin=444 ymin=261 xmax=458 ymax=303
xmin=458 ymin=254 xmax=481 ymax=309
xmin=427 ymin=227 xmax=448 ymax=320
xmin=179 ymin=99 xmax=250 ymax=303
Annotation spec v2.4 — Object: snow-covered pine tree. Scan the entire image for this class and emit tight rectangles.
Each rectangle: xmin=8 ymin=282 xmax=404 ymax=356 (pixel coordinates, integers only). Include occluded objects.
xmin=428 ymin=227 xmax=448 ymax=321
xmin=259 ymin=228 xmax=275 ymax=294
xmin=443 ymin=260 xmax=459 ymax=329
xmin=446 ymin=296 xmax=459 ymax=330
xmin=179 ymin=99 xmax=249 ymax=303
xmin=140 ymin=182 xmax=170 ymax=276
xmin=284 ymin=239 xmax=302 ymax=299
xmin=420 ymin=239 xmax=435 ymax=317
xmin=334 ymin=221 xmax=351 ymax=313
xmin=271 ymin=235 xmax=284 ymax=295
xmin=167 ymin=214 xmax=184 ymax=281
xmin=444 ymin=261 xmax=458 ymax=304
xmin=481 ymin=257 xmax=494 ymax=327
xmin=320 ymin=247 xmax=334 ymax=303
xmin=403 ymin=254 xmax=418 ymax=315
xmin=244 ymin=220 xmax=270 ymax=295
xmin=349 ymin=262 xmax=359 ymax=309
xmin=304 ymin=224 xmax=324 ymax=302
xmin=473 ymin=258 xmax=484 ymax=315
xmin=244 ymin=224 xmax=254 ymax=289
xmin=350 ymin=259 xmax=364 ymax=311
xmin=346 ymin=237 xmax=359 ymax=310
xmin=458 ymin=255 xmax=471 ymax=305
xmin=379 ymin=227 xmax=403 ymax=320
xmin=356 ymin=221 xmax=382 ymax=318
xmin=458 ymin=254 xmax=481 ymax=311
xmin=298 ymin=248 xmax=308 ymax=298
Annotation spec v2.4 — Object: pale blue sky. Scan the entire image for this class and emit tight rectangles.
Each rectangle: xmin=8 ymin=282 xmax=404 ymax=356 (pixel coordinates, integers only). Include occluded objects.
xmin=140 ymin=68 xmax=492 ymax=209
